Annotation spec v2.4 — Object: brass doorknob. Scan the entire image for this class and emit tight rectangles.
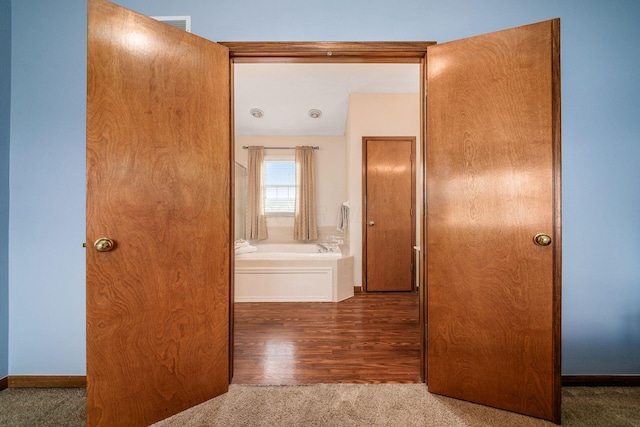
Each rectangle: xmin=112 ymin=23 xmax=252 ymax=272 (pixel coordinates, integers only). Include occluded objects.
xmin=368 ymin=221 xmax=375 ymax=226
xmin=533 ymin=233 xmax=552 ymax=246
xmin=94 ymin=237 xmax=115 ymax=252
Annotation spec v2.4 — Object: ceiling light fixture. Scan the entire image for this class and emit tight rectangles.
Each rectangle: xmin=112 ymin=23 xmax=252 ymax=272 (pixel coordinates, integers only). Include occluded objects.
xmin=250 ymin=108 xmax=264 ymax=118
xmin=308 ymin=109 xmax=322 ymax=119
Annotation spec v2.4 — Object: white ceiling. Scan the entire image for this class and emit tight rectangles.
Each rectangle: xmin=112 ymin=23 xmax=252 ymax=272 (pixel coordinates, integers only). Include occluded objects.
xmin=234 ymin=63 xmax=421 ymax=136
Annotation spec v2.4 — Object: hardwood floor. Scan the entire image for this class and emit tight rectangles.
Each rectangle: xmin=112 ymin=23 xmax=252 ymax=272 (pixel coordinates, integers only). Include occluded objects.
xmin=233 ymin=292 xmax=421 ymax=384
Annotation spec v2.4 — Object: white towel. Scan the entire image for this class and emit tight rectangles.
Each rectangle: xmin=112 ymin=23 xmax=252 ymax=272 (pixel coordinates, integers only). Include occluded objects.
xmin=235 ymin=239 xmax=250 ymax=250
xmin=235 ymin=245 xmax=257 ymax=255
xmin=337 ymin=204 xmax=349 ymax=231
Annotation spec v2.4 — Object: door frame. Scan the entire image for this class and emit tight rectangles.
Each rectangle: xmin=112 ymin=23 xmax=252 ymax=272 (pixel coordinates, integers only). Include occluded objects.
xmin=220 ymin=42 xmax=433 ymax=382
xmin=362 ymin=136 xmax=417 ymax=293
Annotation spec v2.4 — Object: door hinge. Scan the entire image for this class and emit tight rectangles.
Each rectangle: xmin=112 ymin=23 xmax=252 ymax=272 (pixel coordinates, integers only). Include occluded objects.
xmin=410 ymin=207 xmax=413 ymax=216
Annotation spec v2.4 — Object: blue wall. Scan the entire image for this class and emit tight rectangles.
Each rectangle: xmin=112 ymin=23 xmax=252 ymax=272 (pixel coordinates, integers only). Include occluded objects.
xmin=9 ymin=0 xmax=87 ymax=374
xmin=8 ymin=0 xmax=640 ymax=375
xmin=0 ymin=0 xmax=10 ymax=380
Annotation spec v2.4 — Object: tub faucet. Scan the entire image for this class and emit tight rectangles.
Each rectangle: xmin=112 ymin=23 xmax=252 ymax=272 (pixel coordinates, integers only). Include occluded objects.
xmin=316 ymin=243 xmax=332 ymax=253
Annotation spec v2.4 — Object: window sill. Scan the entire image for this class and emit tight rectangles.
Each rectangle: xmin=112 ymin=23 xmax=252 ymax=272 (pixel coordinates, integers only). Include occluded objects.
xmin=266 ymin=213 xmax=294 ymax=218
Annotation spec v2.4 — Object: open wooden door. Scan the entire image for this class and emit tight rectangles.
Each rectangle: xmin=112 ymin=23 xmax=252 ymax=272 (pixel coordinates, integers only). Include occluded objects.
xmin=426 ymin=19 xmax=561 ymax=423
xmin=86 ymin=1 xmax=231 ymax=425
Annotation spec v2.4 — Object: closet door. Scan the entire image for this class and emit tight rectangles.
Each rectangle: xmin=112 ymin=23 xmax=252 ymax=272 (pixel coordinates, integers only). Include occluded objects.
xmin=426 ymin=19 xmax=561 ymax=423
xmin=86 ymin=0 xmax=231 ymax=425
xmin=364 ymin=137 xmax=415 ymax=292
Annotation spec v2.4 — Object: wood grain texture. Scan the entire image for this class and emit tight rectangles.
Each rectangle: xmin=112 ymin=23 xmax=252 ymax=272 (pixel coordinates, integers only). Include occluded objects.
xmin=364 ymin=138 xmax=416 ymax=292
xmin=426 ymin=19 xmax=561 ymax=422
xmin=86 ymin=1 xmax=230 ymax=426
xmin=232 ymin=292 xmax=421 ymax=384
xmin=221 ymin=41 xmax=435 ymax=58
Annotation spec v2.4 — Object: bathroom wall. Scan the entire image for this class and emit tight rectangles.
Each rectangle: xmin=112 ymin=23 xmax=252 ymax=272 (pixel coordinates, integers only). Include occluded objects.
xmin=345 ymin=93 xmax=421 ymax=287
xmin=235 ymin=135 xmax=347 ymax=243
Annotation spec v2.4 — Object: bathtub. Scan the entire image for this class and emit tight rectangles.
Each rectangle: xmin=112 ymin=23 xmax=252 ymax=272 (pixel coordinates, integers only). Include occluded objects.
xmin=234 ymin=243 xmax=354 ymax=302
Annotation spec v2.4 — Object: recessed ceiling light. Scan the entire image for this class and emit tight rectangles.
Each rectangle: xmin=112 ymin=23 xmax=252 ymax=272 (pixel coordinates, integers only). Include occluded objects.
xmin=308 ymin=109 xmax=322 ymax=119
xmin=250 ymin=108 xmax=264 ymax=118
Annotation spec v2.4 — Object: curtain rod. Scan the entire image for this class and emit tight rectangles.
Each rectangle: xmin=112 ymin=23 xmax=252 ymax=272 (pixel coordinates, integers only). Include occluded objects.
xmin=242 ymin=146 xmax=319 ymax=150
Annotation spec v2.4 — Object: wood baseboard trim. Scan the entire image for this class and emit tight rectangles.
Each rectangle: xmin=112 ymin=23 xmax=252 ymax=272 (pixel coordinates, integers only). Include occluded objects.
xmin=354 ymin=286 xmax=363 ymax=293
xmin=8 ymin=375 xmax=86 ymax=388
xmin=3 ymin=376 xmax=636 ymax=389
xmin=562 ymin=375 xmax=640 ymax=387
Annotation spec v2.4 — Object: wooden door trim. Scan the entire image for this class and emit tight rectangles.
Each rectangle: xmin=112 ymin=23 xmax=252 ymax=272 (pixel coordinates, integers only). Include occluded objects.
xmin=219 ymin=41 xmax=434 ymax=63
xmin=362 ymin=136 xmax=417 ymax=293
xmin=228 ymin=58 xmax=236 ymax=384
xmin=420 ymin=54 xmax=428 ymax=383
xmin=223 ymin=42 xmax=430 ymax=383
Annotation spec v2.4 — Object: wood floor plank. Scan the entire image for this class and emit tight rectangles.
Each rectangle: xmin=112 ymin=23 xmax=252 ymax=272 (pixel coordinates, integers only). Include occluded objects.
xmin=233 ymin=292 xmax=421 ymax=384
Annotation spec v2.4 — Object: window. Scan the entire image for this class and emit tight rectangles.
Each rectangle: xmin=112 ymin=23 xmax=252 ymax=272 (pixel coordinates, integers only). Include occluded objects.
xmin=263 ymin=158 xmax=296 ymax=215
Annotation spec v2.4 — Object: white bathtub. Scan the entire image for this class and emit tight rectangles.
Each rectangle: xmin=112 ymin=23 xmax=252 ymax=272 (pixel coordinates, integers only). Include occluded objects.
xmin=234 ymin=243 xmax=354 ymax=302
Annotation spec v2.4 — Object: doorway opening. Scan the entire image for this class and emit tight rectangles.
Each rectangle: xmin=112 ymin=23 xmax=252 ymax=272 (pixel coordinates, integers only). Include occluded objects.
xmin=225 ymin=44 xmax=432 ymax=384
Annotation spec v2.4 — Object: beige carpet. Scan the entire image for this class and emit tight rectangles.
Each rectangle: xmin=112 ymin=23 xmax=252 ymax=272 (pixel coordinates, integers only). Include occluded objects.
xmin=0 ymin=387 xmax=85 ymax=427
xmin=152 ymin=384 xmax=640 ymax=427
xmin=1 ymin=385 xmax=639 ymax=426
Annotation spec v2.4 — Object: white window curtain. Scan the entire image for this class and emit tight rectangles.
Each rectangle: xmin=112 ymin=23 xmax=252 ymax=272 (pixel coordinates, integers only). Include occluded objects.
xmin=293 ymin=146 xmax=318 ymax=240
xmin=245 ymin=146 xmax=268 ymax=240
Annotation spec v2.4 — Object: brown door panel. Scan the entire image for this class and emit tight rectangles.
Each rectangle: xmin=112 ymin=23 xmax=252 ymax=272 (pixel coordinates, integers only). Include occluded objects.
xmin=426 ymin=19 xmax=561 ymax=422
xmin=86 ymin=1 xmax=231 ymax=425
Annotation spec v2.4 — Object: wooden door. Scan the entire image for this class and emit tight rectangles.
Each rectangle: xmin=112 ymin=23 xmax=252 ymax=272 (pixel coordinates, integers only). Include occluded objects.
xmin=364 ymin=137 xmax=415 ymax=292
xmin=426 ymin=20 xmax=561 ymax=422
xmin=86 ymin=1 xmax=230 ymax=426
